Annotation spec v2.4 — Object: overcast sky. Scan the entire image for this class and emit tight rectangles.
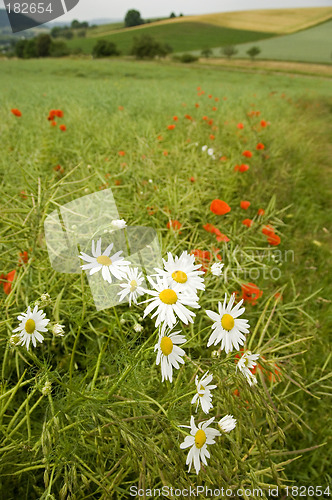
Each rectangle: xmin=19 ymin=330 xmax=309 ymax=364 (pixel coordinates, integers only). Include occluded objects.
xmin=1 ymin=0 xmax=331 ymax=21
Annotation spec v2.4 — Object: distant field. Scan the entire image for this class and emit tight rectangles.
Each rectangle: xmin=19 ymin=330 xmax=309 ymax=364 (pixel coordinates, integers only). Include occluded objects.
xmin=82 ymin=7 xmax=332 ymax=38
xmin=67 ymin=22 xmax=275 ymax=55
xmin=199 ymin=19 xmax=332 ymax=65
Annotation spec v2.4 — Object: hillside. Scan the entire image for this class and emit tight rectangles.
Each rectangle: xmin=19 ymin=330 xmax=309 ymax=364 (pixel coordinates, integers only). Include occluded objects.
xmin=65 ymin=6 xmax=332 ymax=56
xmin=195 ymin=19 xmax=332 ymax=65
xmin=67 ymin=23 xmax=275 ymax=55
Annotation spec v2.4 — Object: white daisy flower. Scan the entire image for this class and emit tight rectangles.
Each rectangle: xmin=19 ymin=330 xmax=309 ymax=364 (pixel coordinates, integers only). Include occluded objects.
xmin=154 ymin=329 xmax=186 ymax=383
xmin=143 ymin=276 xmax=200 ymax=332
xmin=218 ymin=414 xmax=237 ymax=433
xmin=110 ymin=219 xmax=127 ymax=230
xmin=52 ymin=324 xmax=65 ymax=337
xmin=237 ymin=351 xmax=260 ymax=386
xmin=12 ymin=305 xmax=50 ymax=350
xmin=191 ymin=371 xmax=217 ymax=414
xmin=179 ymin=416 xmax=221 ymax=474
xmin=79 ymin=238 xmax=130 ymax=284
xmin=153 ymin=251 xmax=205 ymax=296
xmin=202 ymin=145 xmax=208 ymax=152
xmin=207 ymin=148 xmax=214 ymax=156
xmin=211 ymin=262 xmax=224 ymax=276
xmin=206 ymin=294 xmax=250 ymax=353
xmin=118 ymin=267 xmax=146 ymax=306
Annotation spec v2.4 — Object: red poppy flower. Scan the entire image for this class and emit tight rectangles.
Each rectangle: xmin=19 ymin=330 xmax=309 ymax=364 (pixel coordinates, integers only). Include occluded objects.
xmin=212 ymin=107 xmax=217 ymax=111
xmin=208 ymin=94 xmax=212 ymax=99
xmin=189 ymin=176 xmax=196 ymax=182
xmin=237 ymin=123 xmax=244 ymax=129
xmin=51 ymin=121 xmax=57 ymax=127
xmin=220 ymin=156 xmax=227 ymax=161
xmin=185 ymin=114 xmax=192 ymax=120
xmin=195 ymin=103 xmax=200 ymax=108
xmin=208 ymin=120 xmax=213 ymax=126
xmin=203 ymin=223 xmax=224 ymax=242
xmin=262 ymin=225 xmax=275 ymax=236
xmin=234 ymin=164 xmax=249 ymax=172
xmin=147 ymin=205 xmax=157 ymax=215
xmin=1 ymin=269 xmax=16 ymax=295
xmin=53 ymin=164 xmax=64 ymax=174
xmin=260 ymin=120 xmax=268 ymax=127
xmin=167 ymin=124 xmax=176 ymax=130
xmin=118 ymin=151 xmax=126 ymax=157
xmin=210 ymin=199 xmax=231 ymax=215
xmin=241 ymin=282 xmax=263 ymax=305
xmin=256 ymin=143 xmax=265 ymax=150
xmin=163 ymin=150 xmax=168 ymax=156
xmin=18 ymin=251 xmax=28 ymax=265
xmin=167 ymin=220 xmax=182 ymax=231
xmin=242 ymin=150 xmax=252 ymax=158
xmin=267 ymin=233 xmax=281 ymax=246
xmin=157 ymin=135 xmax=163 ymax=141
xmin=59 ymin=125 xmax=66 ymax=131
xmin=242 ymin=218 xmax=253 ymax=228
xmin=20 ymin=190 xmax=27 ymax=199
xmin=202 ymin=116 xmax=208 ymax=121
xmin=209 ymin=134 xmax=215 ymax=140
xmin=114 ymin=179 xmax=122 ymax=186
xmin=55 ymin=110 xmax=63 ymax=118
xmin=11 ymin=109 xmax=22 ymax=117
xmin=173 ymin=116 xmax=178 ymax=121
xmin=240 ymin=201 xmax=250 ymax=210
xmin=215 ymin=97 xmax=219 ymax=102
xmin=118 ymin=105 xmax=124 ymax=111
xmin=257 ymin=208 xmax=265 ymax=216
xmin=274 ymin=292 xmax=283 ymax=301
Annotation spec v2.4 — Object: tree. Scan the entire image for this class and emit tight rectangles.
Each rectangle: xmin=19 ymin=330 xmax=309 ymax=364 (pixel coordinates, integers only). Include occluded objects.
xmin=50 ymin=26 xmax=62 ymax=38
xmin=130 ymin=34 xmax=172 ymax=59
xmin=92 ymin=40 xmax=120 ymax=58
xmin=201 ymin=47 xmax=212 ymax=58
xmin=221 ymin=45 xmax=238 ymax=59
xmin=170 ymin=12 xmax=176 ymax=18
xmin=124 ymin=9 xmax=144 ymax=28
xmin=15 ymin=39 xmax=28 ymax=58
xmin=35 ymin=34 xmax=52 ymax=57
xmin=246 ymin=46 xmax=261 ymax=60
xmin=50 ymin=41 xmax=70 ymax=57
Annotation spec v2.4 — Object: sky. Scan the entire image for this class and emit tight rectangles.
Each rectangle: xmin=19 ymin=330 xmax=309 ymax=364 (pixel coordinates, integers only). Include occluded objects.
xmin=1 ymin=0 xmax=331 ymax=21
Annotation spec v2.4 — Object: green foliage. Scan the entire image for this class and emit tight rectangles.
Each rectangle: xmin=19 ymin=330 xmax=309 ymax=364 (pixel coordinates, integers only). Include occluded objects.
xmin=221 ymin=44 xmax=238 ymax=58
xmin=178 ymin=53 xmax=199 ymax=63
xmin=92 ymin=39 xmax=120 ymax=58
xmin=71 ymin=19 xmax=89 ymax=29
xmin=247 ymin=46 xmax=261 ymax=60
xmin=130 ymin=34 xmax=172 ymax=59
xmin=201 ymin=47 xmax=213 ymax=58
xmin=0 ymin=58 xmax=331 ymax=498
xmin=35 ymin=34 xmax=52 ymax=58
xmin=170 ymin=12 xmax=176 ymax=18
xmin=124 ymin=9 xmax=145 ymax=28
xmin=49 ymin=41 xmax=70 ymax=57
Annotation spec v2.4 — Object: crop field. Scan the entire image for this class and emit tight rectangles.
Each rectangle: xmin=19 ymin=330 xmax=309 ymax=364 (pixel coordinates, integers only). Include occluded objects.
xmin=67 ymin=22 xmax=274 ymax=55
xmin=0 ymin=58 xmax=331 ymax=499
xmin=222 ymin=19 xmax=332 ymax=65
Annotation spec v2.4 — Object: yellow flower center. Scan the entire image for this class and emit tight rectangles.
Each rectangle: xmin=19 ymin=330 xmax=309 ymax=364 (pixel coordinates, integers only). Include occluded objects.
xmin=195 ymin=429 xmax=206 ymax=449
xmin=221 ymin=313 xmax=234 ymax=331
xmin=160 ymin=336 xmax=173 ymax=356
xmin=96 ymin=255 xmax=112 ymax=266
xmin=171 ymin=270 xmax=188 ymax=284
xmin=130 ymin=280 xmax=138 ymax=292
xmin=25 ymin=319 xmax=36 ymax=334
xmin=244 ymin=357 xmax=249 ymax=367
xmin=198 ymin=384 xmax=205 ymax=396
xmin=159 ymin=289 xmax=178 ymax=305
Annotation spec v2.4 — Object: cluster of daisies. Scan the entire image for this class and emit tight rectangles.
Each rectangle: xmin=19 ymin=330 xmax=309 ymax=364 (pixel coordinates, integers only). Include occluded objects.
xmin=10 ymin=219 xmax=261 ymax=475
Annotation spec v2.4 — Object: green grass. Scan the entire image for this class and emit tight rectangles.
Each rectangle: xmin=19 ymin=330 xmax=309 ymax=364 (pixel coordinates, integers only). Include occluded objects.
xmin=201 ymin=19 xmax=332 ymax=64
xmin=66 ymin=22 xmax=276 ymax=55
xmin=0 ymin=58 xmax=331 ymax=499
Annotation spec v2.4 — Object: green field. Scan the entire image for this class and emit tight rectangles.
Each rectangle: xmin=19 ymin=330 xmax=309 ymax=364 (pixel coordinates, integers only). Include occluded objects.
xmin=67 ymin=22 xmax=275 ymax=55
xmin=201 ymin=19 xmax=332 ymax=64
xmin=0 ymin=58 xmax=331 ymax=498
